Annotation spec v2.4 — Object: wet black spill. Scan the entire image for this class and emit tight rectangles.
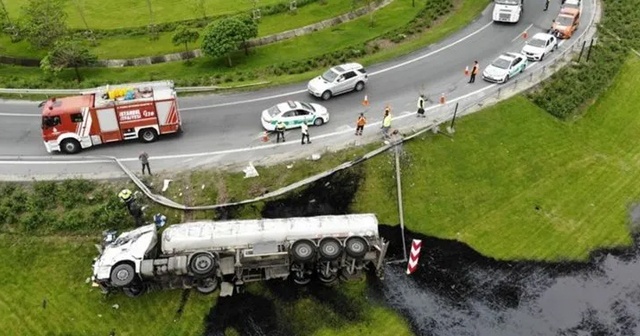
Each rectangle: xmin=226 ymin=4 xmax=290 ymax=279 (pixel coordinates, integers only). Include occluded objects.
xmin=202 ymin=166 xmax=640 ymax=336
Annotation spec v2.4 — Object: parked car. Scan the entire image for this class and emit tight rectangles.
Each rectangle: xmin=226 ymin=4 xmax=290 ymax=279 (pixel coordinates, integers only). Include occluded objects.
xmin=560 ymin=0 xmax=581 ymax=16
xmin=521 ymin=33 xmax=558 ymax=61
xmin=307 ymin=63 xmax=368 ymax=100
xmin=261 ymin=101 xmax=330 ymax=131
xmin=482 ymin=52 xmax=528 ymax=84
xmin=551 ymin=12 xmax=580 ymax=39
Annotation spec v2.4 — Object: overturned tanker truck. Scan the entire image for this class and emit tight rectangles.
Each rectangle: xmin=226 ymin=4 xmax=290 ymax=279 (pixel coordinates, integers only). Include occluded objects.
xmin=91 ymin=214 xmax=389 ymax=297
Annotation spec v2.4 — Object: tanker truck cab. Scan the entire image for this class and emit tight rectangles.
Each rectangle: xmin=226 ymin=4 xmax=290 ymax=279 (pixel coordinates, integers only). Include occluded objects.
xmin=92 ymin=224 xmax=158 ymax=294
xmin=492 ymin=0 xmax=523 ymax=23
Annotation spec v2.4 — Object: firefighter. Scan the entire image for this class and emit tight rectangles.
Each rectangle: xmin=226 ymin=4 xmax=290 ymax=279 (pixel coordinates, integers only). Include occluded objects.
xmin=275 ymin=120 xmax=286 ymax=143
xmin=416 ymin=94 xmax=426 ymax=118
xmin=355 ymin=113 xmax=367 ymax=136
xmin=118 ymin=189 xmax=145 ymax=227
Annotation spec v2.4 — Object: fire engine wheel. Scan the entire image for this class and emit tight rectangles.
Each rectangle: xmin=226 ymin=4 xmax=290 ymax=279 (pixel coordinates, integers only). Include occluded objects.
xmin=195 ymin=277 xmax=219 ymax=295
xmin=345 ymin=236 xmax=369 ymax=259
xmin=60 ymin=139 xmax=81 ymax=154
xmin=189 ymin=253 xmax=216 ymax=277
xmin=139 ymin=128 xmax=158 ymax=143
xmin=110 ymin=263 xmax=136 ymax=287
xmin=291 ymin=239 xmax=317 ymax=262
xmin=318 ymin=237 xmax=343 ymax=260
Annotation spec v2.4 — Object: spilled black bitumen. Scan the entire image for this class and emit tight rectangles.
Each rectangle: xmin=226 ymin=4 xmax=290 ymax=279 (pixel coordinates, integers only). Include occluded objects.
xmin=202 ymin=168 xmax=640 ymax=336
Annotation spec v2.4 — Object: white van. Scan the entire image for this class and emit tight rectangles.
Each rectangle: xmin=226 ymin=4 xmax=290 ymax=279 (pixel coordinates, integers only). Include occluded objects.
xmin=492 ymin=0 xmax=523 ymax=23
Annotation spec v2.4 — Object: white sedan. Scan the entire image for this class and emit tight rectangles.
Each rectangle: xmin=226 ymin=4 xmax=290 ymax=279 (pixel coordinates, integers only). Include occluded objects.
xmin=521 ymin=33 xmax=558 ymax=61
xmin=261 ymin=101 xmax=330 ymax=131
xmin=482 ymin=52 xmax=528 ymax=84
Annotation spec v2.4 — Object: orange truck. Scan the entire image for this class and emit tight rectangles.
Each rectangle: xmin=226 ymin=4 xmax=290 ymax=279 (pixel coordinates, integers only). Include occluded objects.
xmin=551 ymin=11 xmax=580 ymax=39
xmin=41 ymin=81 xmax=182 ymax=154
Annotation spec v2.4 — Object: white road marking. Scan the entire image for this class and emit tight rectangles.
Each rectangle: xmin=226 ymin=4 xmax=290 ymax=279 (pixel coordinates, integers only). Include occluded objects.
xmin=0 ymin=112 xmax=39 ymax=117
xmin=512 ymin=23 xmax=534 ymax=42
xmin=179 ymin=22 xmax=494 ymax=111
xmin=0 ymin=84 xmax=498 ymax=164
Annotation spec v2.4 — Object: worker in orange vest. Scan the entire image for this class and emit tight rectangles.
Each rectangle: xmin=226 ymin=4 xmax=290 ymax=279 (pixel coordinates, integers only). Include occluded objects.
xmin=469 ymin=61 xmax=479 ymax=83
xmin=355 ymin=113 xmax=367 ymax=136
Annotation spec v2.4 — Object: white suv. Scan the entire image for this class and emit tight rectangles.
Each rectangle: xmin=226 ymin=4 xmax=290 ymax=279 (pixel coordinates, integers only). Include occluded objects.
xmin=307 ymin=63 xmax=368 ymax=100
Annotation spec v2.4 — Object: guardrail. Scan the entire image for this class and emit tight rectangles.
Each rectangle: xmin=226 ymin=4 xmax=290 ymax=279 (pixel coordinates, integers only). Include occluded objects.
xmin=0 ymin=81 xmax=271 ymax=96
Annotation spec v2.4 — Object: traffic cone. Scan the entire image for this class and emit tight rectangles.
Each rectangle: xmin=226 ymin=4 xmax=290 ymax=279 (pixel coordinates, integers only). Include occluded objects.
xmin=522 ymin=31 xmax=528 ymax=39
xmin=362 ymin=95 xmax=369 ymax=107
xmin=464 ymin=66 xmax=469 ymax=76
xmin=261 ymin=131 xmax=269 ymax=142
xmin=439 ymin=93 xmax=446 ymax=104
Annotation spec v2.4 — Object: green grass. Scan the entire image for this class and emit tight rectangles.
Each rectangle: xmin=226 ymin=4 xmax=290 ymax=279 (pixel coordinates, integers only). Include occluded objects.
xmin=4 ymin=0 xmax=285 ymax=30
xmin=354 ymin=57 xmax=640 ymax=261
xmin=0 ymin=0 xmax=490 ymax=90
xmin=0 ymin=0 xmax=355 ymax=59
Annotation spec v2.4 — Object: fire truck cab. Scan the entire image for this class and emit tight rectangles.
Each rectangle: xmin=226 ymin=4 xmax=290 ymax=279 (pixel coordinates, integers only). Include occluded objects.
xmin=41 ymin=80 xmax=182 ymax=154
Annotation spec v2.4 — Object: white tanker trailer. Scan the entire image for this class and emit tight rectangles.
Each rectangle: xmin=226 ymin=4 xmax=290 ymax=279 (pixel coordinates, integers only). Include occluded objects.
xmin=91 ymin=214 xmax=389 ymax=297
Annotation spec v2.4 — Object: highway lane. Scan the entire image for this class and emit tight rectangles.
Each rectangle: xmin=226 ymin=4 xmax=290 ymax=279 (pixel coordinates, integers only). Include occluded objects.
xmin=0 ymin=1 xmax=593 ymax=170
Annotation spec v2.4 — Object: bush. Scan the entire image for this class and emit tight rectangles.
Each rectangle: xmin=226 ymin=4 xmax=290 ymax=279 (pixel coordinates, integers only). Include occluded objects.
xmin=528 ymin=36 xmax=626 ymax=119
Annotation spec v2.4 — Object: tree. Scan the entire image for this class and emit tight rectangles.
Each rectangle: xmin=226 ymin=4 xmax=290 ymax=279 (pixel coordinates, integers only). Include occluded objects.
xmin=191 ymin=0 xmax=207 ymax=19
xmin=201 ymin=18 xmax=251 ymax=67
xmin=238 ymin=15 xmax=258 ymax=56
xmin=40 ymin=39 xmax=97 ymax=82
xmin=21 ymin=0 xmax=68 ymax=48
xmin=172 ymin=25 xmax=200 ymax=56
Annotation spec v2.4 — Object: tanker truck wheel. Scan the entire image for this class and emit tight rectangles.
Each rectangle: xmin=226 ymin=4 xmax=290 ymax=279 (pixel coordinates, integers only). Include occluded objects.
xmin=195 ymin=277 xmax=219 ymax=295
xmin=189 ymin=253 xmax=216 ymax=277
xmin=345 ymin=236 xmax=369 ymax=259
xmin=318 ymin=237 xmax=343 ymax=260
xmin=291 ymin=239 xmax=317 ymax=263
xmin=123 ymin=282 xmax=147 ymax=298
xmin=110 ymin=263 xmax=135 ymax=287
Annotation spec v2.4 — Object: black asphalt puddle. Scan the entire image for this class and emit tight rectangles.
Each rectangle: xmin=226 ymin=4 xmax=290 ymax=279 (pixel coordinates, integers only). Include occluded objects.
xmin=203 ymin=168 xmax=640 ymax=336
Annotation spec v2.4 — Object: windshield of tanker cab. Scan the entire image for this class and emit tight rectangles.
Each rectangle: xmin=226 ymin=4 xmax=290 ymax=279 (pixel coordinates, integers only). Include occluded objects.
xmin=495 ymin=0 xmax=519 ymax=5
xmin=41 ymin=116 xmax=61 ymax=128
xmin=556 ymin=15 xmax=574 ymax=26
xmin=321 ymin=69 xmax=339 ymax=82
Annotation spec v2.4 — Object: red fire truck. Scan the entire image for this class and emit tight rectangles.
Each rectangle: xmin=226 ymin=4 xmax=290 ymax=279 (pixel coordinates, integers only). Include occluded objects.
xmin=41 ymin=80 xmax=182 ymax=154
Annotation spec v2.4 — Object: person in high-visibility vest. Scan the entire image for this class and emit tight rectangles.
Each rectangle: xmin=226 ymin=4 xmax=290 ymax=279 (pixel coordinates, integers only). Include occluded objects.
xmin=416 ymin=94 xmax=426 ymax=118
xmin=275 ymin=121 xmax=286 ymax=143
xmin=381 ymin=110 xmax=392 ymax=139
xmin=469 ymin=61 xmax=479 ymax=83
xmin=355 ymin=113 xmax=367 ymax=136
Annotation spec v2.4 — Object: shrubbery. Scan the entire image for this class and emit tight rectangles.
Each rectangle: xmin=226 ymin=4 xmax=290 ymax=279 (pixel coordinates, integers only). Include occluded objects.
xmin=527 ymin=36 xmax=626 ymax=119
xmin=528 ymin=0 xmax=639 ymax=119
xmin=0 ymin=180 xmax=134 ymax=234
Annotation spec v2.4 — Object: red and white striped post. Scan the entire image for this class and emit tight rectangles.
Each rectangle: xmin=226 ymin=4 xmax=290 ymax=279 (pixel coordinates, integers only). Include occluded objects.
xmin=406 ymin=239 xmax=422 ymax=275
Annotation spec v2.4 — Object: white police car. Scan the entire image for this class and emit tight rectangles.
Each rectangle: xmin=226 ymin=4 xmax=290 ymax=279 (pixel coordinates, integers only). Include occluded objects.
xmin=521 ymin=33 xmax=558 ymax=61
xmin=261 ymin=101 xmax=330 ymax=131
xmin=482 ymin=52 xmax=528 ymax=84
xmin=307 ymin=63 xmax=368 ymax=100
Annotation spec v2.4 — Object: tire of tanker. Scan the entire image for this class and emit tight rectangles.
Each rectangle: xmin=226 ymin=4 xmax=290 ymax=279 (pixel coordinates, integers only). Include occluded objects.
xmin=189 ymin=252 xmax=216 ymax=277
xmin=195 ymin=277 xmax=219 ymax=295
xmin=110 ymin=263 xmax=136 ymax=287
xmin=345 ymin=236 xmax=369 ymax=259
xmin=290 ymin=239 xmax=317 ymax=263
xmin=318 ymin=237 xmax=343 ymax=260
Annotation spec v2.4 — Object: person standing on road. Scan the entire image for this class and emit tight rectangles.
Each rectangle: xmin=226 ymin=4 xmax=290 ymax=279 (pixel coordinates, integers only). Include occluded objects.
xmin=355 ymin=113 xmax=367 ymax=136
xmin=469 ymin=61 xmax=479 ymax=83
xmin=381 ymin=110 xmax=392 ymax=139
xmin=139 ymin=151 xmax=151 ymax=175
xmin=301 ymin=120 xmax=311 ymax=145
xmin=416 ymin=94 xmax=426 ymax=118
xmin=544 ymin=0 xmax=550 ymax=11
xmin=276 ymin=120 xmax=286 ymax=143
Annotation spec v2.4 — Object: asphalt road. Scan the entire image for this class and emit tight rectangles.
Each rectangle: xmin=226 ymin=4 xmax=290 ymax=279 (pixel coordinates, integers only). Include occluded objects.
xmin=0 ymin=0 xmax=595 ymax=178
